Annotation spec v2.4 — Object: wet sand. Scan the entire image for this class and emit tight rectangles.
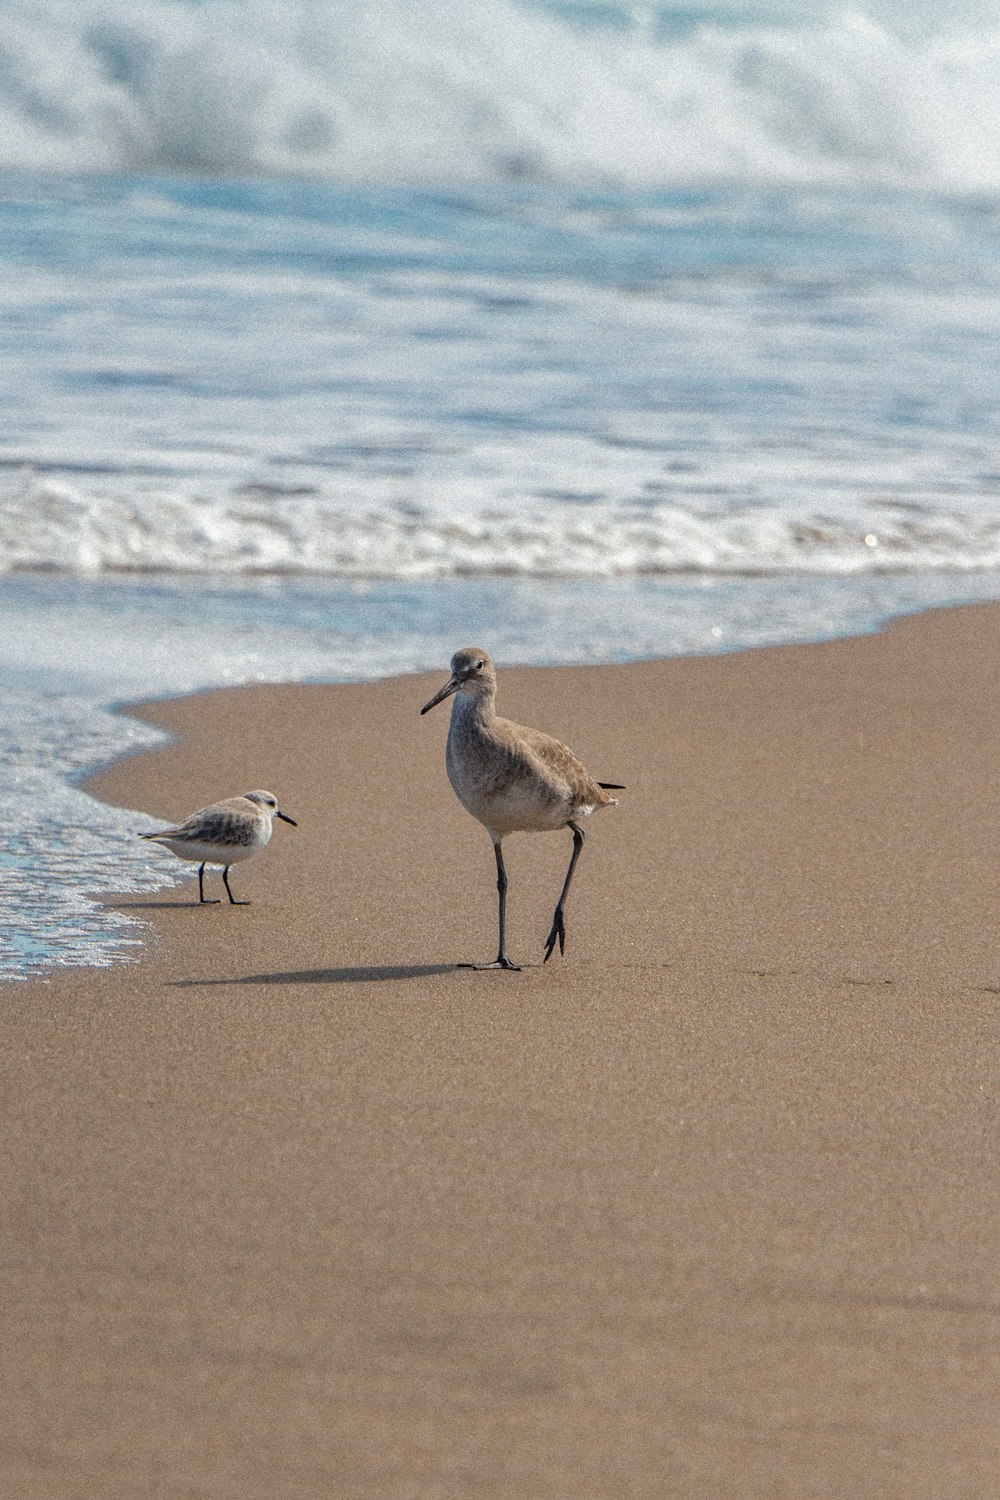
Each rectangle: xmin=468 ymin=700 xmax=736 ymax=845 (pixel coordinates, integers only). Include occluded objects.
xmin=3 ymin=604 xmax=998 ymax=1498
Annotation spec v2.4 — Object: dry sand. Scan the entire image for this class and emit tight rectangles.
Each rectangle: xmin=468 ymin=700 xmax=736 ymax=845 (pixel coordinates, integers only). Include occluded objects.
xmin=3 ymin=603 xmax=998 ymax=1498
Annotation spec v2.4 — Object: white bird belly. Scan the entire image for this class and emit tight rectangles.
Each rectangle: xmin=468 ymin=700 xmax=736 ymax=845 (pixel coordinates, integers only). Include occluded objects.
xmin=157 ymin=838 xmax=260 ymax=865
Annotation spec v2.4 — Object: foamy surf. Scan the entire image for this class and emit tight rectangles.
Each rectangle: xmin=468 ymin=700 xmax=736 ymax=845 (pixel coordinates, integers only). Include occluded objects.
xmin=3 ymin=484 xmax=1000 ymax=578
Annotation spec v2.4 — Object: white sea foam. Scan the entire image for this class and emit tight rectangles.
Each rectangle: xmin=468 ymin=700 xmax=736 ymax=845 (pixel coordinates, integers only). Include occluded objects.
xmin=3 ymin=482 xmax=1000 ymax=578
xmin=4 ymin=1 xmax=1000 ymax=189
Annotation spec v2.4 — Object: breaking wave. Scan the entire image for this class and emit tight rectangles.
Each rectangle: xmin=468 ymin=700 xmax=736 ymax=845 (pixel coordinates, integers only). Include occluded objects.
xmin=4 ymin=0 xmax=1000 ymax=189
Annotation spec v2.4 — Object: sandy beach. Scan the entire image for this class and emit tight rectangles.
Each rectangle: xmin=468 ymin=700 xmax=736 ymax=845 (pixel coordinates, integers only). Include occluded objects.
xmin=3 ymin=603 xmax=997 ymax=1498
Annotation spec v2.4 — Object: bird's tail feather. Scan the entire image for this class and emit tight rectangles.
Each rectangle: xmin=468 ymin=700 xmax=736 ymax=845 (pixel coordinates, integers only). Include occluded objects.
xmin=598 ymin=781 xmax=625 ymax=790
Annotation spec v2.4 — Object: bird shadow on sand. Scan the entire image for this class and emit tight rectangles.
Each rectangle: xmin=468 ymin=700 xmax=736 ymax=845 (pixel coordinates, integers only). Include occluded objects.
xmin=173 ymin=964 xmax=458 ymax=987
xmin=116 ymin=899 xmax=208 ymax=910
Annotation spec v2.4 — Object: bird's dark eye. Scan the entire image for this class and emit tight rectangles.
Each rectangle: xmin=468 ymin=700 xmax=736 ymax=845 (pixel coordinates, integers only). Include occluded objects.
xmin=476 ymin=660 xmax=485 ymax=669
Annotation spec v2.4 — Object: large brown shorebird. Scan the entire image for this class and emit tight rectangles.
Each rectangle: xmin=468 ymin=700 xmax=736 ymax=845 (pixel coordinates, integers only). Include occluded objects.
xmin=421 ymin=648 xmax=622 ymax=970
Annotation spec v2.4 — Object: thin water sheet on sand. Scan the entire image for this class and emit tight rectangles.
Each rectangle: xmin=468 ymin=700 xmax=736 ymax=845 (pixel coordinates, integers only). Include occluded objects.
xmin=2 ymin=604 xmax=998 ymax=1499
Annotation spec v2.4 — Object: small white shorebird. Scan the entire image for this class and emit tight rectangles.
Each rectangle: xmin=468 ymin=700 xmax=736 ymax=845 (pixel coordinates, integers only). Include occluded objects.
xmin=139 ymin=789 xmax=297 ymax=905
xmin=421 ymin=648 xmax=623 ymax=969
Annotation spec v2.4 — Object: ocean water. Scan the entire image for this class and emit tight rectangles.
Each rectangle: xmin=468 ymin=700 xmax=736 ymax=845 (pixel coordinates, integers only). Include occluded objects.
xmin=3 ymin=0 xmax=1000 ymax=976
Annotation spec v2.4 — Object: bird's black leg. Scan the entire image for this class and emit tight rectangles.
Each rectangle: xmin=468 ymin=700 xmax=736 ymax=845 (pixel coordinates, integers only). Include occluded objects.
xmin=543 ymin=820 xmax=585 ymax=962
xmin=198 ymin=862 xmax=219 ymax=904
xmin=459 ymin=837 xmax=520 ymax=971
xmin=492 ymin=839 xmax=518 ymax=969
xmin=221 ymin=866 xmax=250 ymax=906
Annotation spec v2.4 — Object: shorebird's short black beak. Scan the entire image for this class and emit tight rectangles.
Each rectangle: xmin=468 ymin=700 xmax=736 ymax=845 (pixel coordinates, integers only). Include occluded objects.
xmin=276 ymin=810 xmax=298 ymax=826
xmin=420 ymin=675 xmax=460 ymax=715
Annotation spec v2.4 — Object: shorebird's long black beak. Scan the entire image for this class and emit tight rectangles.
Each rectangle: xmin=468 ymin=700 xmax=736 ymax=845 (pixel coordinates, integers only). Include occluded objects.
xmin=420 ymin=676 xmax=460 ymax=715
xmin=276 ymin=810 xmax=298 ymax=826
